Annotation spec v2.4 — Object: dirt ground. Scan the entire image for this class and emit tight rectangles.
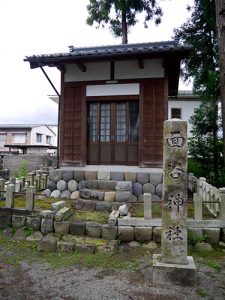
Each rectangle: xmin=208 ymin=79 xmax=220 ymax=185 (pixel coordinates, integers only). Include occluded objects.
xmin=0 ymin=241 xmax=225 ymax=300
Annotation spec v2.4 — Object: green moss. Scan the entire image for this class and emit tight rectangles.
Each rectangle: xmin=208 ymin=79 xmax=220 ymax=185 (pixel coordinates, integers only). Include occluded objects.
xmin=195 ymin=289 xmax=208 ymax=298
xmin=68 ymin=211 xmax=109 ymax=224
xmin=0 ymin=235 xmax=150 ymax=270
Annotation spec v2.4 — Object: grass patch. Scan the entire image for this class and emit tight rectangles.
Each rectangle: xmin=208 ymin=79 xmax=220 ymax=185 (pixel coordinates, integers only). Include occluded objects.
xmin=68 ymin=210 xmax=109 ymax=224
xmin=131 ymin=203 xmax=161 ymax=218
xmin=195 ymin=288 xmax=208 ymax=298
xmin=0 ymin=235 xmax=151 ymax=270
xmin=188 ymin=245 xmax=225 ymax=271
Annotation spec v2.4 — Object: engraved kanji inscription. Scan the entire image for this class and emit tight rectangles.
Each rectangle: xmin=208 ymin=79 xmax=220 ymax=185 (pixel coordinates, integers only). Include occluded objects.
xmin=168 ymin=162 xmax=185 ymax=179
xmin=165 ymin=226 xmax=183 ymax=241
xmin=165 ymin=193 xmax=184 ymax=213
xmin=167 ymin=131 xmax=185 ymax=148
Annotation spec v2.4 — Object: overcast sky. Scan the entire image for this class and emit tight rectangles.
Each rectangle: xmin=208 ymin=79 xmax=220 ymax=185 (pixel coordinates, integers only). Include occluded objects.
xmin=0 ymin=0 xmax=194 ymax=124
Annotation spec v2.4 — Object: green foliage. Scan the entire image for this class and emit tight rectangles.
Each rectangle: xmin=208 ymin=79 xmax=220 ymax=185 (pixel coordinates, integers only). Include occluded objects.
xmin=195 ymin=289 xmax=208 ymax=298
xmin=175 ymin=0 xmax=224 ymax=186
xmin=86 ymin=0 xmax=163 ymax=43
xmin=13 ymin=160 xmax=28 ymax=179
xmin=187 ymin=229 xmax=205 ymax=246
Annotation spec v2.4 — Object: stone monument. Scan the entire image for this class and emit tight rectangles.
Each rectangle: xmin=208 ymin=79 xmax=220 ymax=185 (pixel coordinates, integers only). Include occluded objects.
xmin=153 ymin=120 xmax=196 ymax=286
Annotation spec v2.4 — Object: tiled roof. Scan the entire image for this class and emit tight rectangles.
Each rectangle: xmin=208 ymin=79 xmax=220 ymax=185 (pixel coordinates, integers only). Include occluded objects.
xmin=25 ymin=40 xmax=192 ymax=68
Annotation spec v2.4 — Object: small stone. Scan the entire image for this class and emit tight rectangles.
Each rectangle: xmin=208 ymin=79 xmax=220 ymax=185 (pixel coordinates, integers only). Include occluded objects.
xmin=51 ymin=190 xmax=61 ymax=198
xmin=128 ymin=241 xmax=140 ymax=247
xmin=80 ymin=189 xmax=91 ymax=199
xmin=143 ymin=183 xmax=155 ymax=194
xmin=26 ymin=217 xmax=41 ymax=231
xmin=143 ymin=241 xmax=158 ymax=250
xmin=70 ymin=221 xmax=86 ymax=236
xmin=68 ymin=180 xmax=78 ymax=192
xmin=37 ymin=234 xmax=58 ymax=252
xmin=78 ymin=180 xmax=86 ymax=190
xmin=90 ymin=190 xmax=105 ymax=201
xmin=102 ymin=225 xmax=118 ymax=240
xmin=116 ymin=181 xmax=132 ymax=191
xmin=118 ymin=226 xmax=134 ymax=242
xmin=12 ymin=215 xmax=26 ymax=228
xmin=86 ymin=222 xmax=102 ymax=238
xmin=219 ymin=241 xmax=225 ymax=247
xmin=26 ymin=231 xmax=43 ymax=241
xmin=54 ymin=221 xmax=70 ymax=234
xmin=41 ymin=218 xmax=54 ymax=235
xmin=111 ymin=172 xmax=124 ymax=181
xmin=57 ymin=241 xmax=75 ymax=252
xmin=98 ymin=171 xmax=110 ymax=180
xmin=51 ymin=200 xmax=66 ymax=211
xmin=61 ymin=171 xmax=74 ymax=182
xmin=98 ymin=245 xmax=115 ymax=254
xmin=132 ymin=182 xmax=143 ymax=197
xmin=98 ymin=180 xmax=117 ymax=190
xmin=82 ymin=200 xmax=96 ymax=211
xmin=135 ymin=227 xmax=153 ymax=242
xmin=60 ymin=190 xmax=71 ymax=199
xmin=57 ymin=180 xmax=68 ymax=191
xmin=195 ymin=242 xmax=213 ymax=251
xmin=85 ymin=171 xmax=97 ymax=180
xmin=75 ymin=244 xmax=96 ymax=254
xmin=104 ymin=191 xmax=116 ymax=202
xmin=125 ymin=172 xmax=136 ymax=182
xmin=115 ymin=191 xmax=132 ymax=202
xmin=137 ymin=173 xmax=149 ymax=185
xmin=118 ymin=204 xmax=128 ymax=216
xmin=71 ymin=191 xmax=80 ymax=200
xmin=86 ymin=180 xmax=99 ymax=189
xmin=108 ymin=239 xmax=119 ymax=250
xmin=42 ymin=189 xmax=51 ymax=197
xmin=74 ymin=171 xmax=85 ymax=182
xmin=40 ymin=210 xmax=55 ymax=219
xmin=49 ymin=170 xmax=61 ymax=183
xmin=155 ymin=183 xmax=163 ymax=198
xmin=150 ymin=172 xmax=163 ymax=186
xmin=73 ymin=199 xmax=83 ymax=210
xmin=47 ymin=181 xmax=57 ymax=192
xmin=96 ymin=202 xmax=112 ymax=212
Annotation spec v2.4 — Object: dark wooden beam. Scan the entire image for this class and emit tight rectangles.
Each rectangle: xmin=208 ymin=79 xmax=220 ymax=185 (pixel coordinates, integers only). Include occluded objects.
xmin=77 ymin=63 xmax=86 ymax=72
xmin=138 ymin=59 xmax=144 ymax=69
xmin=110 ymin=61 xmax=115 ymax=80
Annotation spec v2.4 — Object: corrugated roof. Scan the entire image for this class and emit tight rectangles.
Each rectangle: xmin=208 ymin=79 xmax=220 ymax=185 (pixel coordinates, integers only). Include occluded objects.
xmin=24 ymin=40 xmax=192 ymax=69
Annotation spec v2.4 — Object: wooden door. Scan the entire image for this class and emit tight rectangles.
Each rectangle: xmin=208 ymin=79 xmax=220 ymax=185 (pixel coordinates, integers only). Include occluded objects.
xmin=87 ymin=101 xmax=139 ymax=165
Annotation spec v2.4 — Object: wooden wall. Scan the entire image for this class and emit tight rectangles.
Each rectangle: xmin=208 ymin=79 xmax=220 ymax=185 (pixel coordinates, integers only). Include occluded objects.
xmin=140 ymin=78 xmax=166 ymax=167
xmin=59 ymin=78 xmax=167 ymax=167
xmin=60 ymin=84 xmax=86 ymax=166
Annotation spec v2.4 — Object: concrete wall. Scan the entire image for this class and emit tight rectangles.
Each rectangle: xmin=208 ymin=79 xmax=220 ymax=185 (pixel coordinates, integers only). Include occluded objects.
xmin=3 ymin=154 xmax=57 ymax=175
xmin=31 ymin=125 xmax=57 ymax=146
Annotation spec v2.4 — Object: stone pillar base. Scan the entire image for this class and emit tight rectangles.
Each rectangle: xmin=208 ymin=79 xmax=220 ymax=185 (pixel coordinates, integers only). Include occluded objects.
xmin=152 ymin=254 xmax=196 ymax=287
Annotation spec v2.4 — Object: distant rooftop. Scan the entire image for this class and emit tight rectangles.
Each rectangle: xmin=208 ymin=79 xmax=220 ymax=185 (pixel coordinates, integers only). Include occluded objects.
xmin=0 ymin=124 xmax=57 ymax=129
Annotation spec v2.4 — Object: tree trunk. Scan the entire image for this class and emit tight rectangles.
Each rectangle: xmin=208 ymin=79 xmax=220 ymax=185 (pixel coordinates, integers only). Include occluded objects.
xmin=121 ymin=9 xmax=128 ymax=44
xmin=215 ymin=0 xmax=225 ymax=165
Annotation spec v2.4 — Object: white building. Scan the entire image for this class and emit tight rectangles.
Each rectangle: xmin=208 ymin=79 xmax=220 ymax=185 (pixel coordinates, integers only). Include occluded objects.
xmin=0 ymin=124 xmax=57 ymax=155
xmin=168 ymin=91 xmax=201 ymax=136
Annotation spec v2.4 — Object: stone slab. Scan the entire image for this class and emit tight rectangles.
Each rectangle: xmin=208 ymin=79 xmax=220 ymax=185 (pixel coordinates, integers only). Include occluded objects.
xmin=152 ymin=254 xmax=196 ymax=287
xmin=98 ymin=171 xmax=110 ymax=180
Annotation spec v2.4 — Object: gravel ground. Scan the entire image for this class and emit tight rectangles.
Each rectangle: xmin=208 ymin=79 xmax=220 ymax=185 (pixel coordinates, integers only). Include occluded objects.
xmin=0 ymin=258 xmax=225 ymax=300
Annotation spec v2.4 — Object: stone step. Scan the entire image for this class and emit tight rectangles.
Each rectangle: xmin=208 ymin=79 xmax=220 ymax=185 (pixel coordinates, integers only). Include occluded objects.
xmin=79 ymin=188 xmax=137 ymax=202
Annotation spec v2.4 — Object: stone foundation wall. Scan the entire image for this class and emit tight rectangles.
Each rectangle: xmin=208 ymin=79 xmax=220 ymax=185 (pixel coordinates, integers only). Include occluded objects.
xmin=46 ymin=170 xmax=163 ymax=202
xmin=0 ymin=207 xmax=224 ymax=245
